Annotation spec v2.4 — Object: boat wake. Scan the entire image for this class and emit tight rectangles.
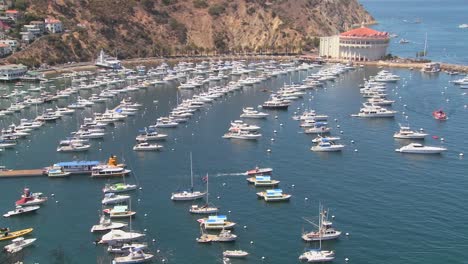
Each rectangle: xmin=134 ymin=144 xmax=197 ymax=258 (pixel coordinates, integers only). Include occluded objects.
xmin=214 ymin=172 xmax=246 ymax=177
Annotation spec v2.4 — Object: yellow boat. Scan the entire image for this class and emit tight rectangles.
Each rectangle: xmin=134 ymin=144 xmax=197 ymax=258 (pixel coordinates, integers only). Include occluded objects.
xmin=0 ymin=228 xmax=33 ymax=241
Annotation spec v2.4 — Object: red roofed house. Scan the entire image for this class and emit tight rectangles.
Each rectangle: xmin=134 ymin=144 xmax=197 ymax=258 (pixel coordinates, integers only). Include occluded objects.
xmin=5 ymin=9 xmax=20 ymax=21
xmin=45 ymin=18 xmax=63 ymax=34
xmin=319 ymin=24 xmax=389 ymax=61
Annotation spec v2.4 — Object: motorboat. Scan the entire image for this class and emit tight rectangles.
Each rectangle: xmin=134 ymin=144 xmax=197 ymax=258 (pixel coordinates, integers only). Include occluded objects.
xmin=196 ymin=228 xmax=237 ymax=243
xmin=262 ymin=97 xmax=290 ymax=109
xmin=107 ymin=243 xmax=148 ymax=254
xmin=99 ymin=229 xmax=145 ymax=244
xmin=247 ymin=175 xmax=280 ymax=187
xmin=433 ymin=109 xmax=447 ymax=120
xmin=55 ymin=107 xmax=75 ymax=116
xmin=103 ymin=183 xmax=138 ymax=193
xmin=91 ymin=165 xmax=131 ymax=178
xmin=102 ymin=193 xmax=131 ymax=205
xmin=246 ymin=167 xmax=273 ymax=176
xmin=90 ymin=215 xmax=127 ymax=232
xmin=222 ymin=130 xmax=262 ymax=140
xmin=352 ymin=104 xmax=397 ymax=118
xmin=395 ymin=143 xmax=447 ymax=154
xmin=3 ymin=206 xmax=40 ymax=218
xmin=299 ymin=249 xmax=335 ymax=262
xmin=112 ymin=249 xmax=154 ymax=264
xmin=393 ymin=126 xmax=428 ymax=139
xmin=154 ymin=117 xmax=178 ymax=128
xmin=4 ymin=237 xmax=36 ymax=254
xmin=239 ymin=107 xmax=269 ymax=119
xmin=15 ymin=188 xmax=47 ymax=207
xmin=311 ymin=140 xmax=345 ymax=152
xmin=133 ymin=142 xmax=163 ymax=151
xmin=256 ymin=189 xmax=291 ymax=202
xmin=103 ymin=205 xmax=136 ymax=218
xmin=223 ymin=250 xmax=249 ymax=258
xmin=304 ymin=123 xmax=331 ymax=134
xmin=229 ymin=120 xmax=260 ymax=132
xmin=302 ymin=204 xmax=341 ymax=242
xmin=293 ymin=110 xmax=328 ymax=121
xmin=56 ymin=142 xmax=91 ymax=152
xmin=47 ymin=166 xmax=71 ymax=178
xmin=135 ymin=128 xmax=167 ymax=141
xmin=197 ymin=215 xmax=236 ymax=230
xmin=0 ymin=228 xmax=33 ymax=241
xmin=311 ymin=136 xmax=341 ymax=143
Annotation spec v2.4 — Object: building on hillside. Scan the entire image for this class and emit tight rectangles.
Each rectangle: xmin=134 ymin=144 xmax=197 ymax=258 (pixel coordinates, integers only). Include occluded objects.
xmin=320 ymin=24 xmax=389 ymax=61
xmin=45 ymin=18 xmax=63 ymax=34
xmin=0 ymin=0 xmax=13 ymax=11
xmin=30 ymin=21 xmax=45 ymax=33
xmin=0 ymin=39 xmax=17 ymax=50
xmin=23 ymin=24 xmax=42 ymax=37
xmin=0 ymin=64 xmax=27 ymax=81
xmin=0 ymin=42 xmax=10 ymax=56
xmin=5 ymin=9 xmax=20 ymax=20
xmin=20 ymin=30 xmax=34 ymax=42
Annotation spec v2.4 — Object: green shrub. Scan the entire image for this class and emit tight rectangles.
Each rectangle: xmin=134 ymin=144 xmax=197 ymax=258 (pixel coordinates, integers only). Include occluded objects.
xmin=193 ymin=0 xmax=208 ymax=8
xmin=208 ymin=4 xmax=225 ymax=17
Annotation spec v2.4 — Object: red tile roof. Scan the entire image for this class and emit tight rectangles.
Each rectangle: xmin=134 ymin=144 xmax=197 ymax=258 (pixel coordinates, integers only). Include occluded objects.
xmin=340 ymin=27 xmax=388 ymax=39
xmin=6 ymin=10 xmax=19 ymax=14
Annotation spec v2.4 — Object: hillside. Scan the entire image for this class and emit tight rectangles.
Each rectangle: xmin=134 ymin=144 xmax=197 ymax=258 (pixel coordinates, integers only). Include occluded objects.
xmin=4 ymin=0 xmax=374 ymax=66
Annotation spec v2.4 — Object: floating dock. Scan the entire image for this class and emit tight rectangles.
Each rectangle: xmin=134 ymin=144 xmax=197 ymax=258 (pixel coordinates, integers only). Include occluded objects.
xmin=0 ymin=169 xmax=45 ymax=178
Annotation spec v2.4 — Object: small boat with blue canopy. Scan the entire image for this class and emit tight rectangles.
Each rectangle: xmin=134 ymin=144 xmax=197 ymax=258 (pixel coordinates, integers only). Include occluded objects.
xmin=246 ymin=176 xmax=280 ymax=187
xmin=256 ymin=189 xmax=291 ymax=202
xmin=197 ymin=215 xmax=236 ymax=230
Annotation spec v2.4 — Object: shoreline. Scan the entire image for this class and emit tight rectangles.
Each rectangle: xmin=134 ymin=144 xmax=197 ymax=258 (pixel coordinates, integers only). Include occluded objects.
xmin=38 ymin=55 xmax=468 ymax=77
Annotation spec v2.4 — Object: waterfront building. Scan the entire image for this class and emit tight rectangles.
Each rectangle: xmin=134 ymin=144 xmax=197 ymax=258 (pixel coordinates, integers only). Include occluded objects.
xmin=45 ymin=18 xmax=63 ymax=34
xmin=320 ymin=24 xmax=389 ymax=61
xmin=0 ymin=64 xmax=27 ymax=81
xmin=95 ymin=49 xmax=122 ymax=69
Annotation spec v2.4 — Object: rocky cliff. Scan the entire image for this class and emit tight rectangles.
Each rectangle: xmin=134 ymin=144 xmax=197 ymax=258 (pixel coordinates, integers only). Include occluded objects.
xmin=5 ymin=0 xmax=373 ymax=66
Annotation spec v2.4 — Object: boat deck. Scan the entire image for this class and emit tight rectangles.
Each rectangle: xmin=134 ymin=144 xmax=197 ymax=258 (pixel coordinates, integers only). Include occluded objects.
xmin=0 ymin=169 xmax=45 ymax=178
xmin=197 ymin=234 xmax=222 ymax=243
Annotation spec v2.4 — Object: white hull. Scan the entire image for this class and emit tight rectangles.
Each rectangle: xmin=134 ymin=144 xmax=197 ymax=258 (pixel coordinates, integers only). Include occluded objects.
xmin=171 ymin=191 xmax=206 ymax=201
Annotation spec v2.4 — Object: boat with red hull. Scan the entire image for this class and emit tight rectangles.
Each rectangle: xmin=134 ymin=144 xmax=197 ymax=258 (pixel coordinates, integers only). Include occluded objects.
xmin=432 ymin=110 xmax=447 ymax=120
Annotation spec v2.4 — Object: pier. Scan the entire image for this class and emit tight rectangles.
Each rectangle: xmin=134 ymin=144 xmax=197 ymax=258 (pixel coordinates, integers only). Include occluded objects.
xmin=0 ymin=169 xmax=46 ymax=178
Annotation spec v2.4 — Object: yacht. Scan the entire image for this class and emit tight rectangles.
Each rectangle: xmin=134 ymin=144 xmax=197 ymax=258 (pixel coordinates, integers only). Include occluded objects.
xmin=223 ymin=250 xmax=249 ymax=258
xmin=107 ymin=243 xmax=148 ymax=254
xmin=113 ymin=249 xmax=153 ymax=264
xmin=393 ymin=126 xmax=428 ymax=139
xmin=91 ymin=165 xmax=131 ymax=178
xmin=99 ymin=229 xmax=144 ymax=244
xmin=299 ymin=249 xmax=335 ymax=263
xmin=304 ymin=122 xmax=331 ymax=134
xmin=293 ymin=110 xmax=328 ymax=121
xmin=311 ymin=140 xmax=345 ymax=152
xmin=395 ymin=143 xmax=446 ymax=154
xmin=154 ymin=117 xmax=178 ymax=128
xmin=135 ymin=128 xmax=167 ymax=141
xmin=222 ymin=130 xmax=262 ymax=140
xmin=262 ymin=97 xmax=290 ymax=109
xmin=256 ymin=189 xmax=291 ymax=202
xmin=352 ymin=104 xmax=397 ymax=118
xmin=246 ymin=175 xmax=280 ymax=187
xmin=239 ymin=107 xmax=269 ymax=119
xmin=133 ymin=142 xmax=163 ymax=151
xmin=197 ymin=215 xmax=236 ymax=230
xmin=302 ymin=205 xmax=341 ymax=242
xmin=90 ymin=215 xmax=127 ymax=232
xmin=311 ymin=136 xmax=341 ymax=143
xmin=102 ymin=193 xmax=131 ymax=205
xmin=4 ymin=237 xmax=37 ymax=254
xmin=229 ymin=120 xmax=260 ymax=132
xmin=171 ymin=153 xmax=206 ymax=201
xmin=55 ymin=107 xmax=75 ymax=116
xmin=56 ymin=142 xmax=91 ymax=152
xmin=3 ymin=206 xmax=40 ymax=218
xmin=103 ymin=205 xmax=136 ymax=219
xmin=367 ymin=97 xmax=395 ymax=106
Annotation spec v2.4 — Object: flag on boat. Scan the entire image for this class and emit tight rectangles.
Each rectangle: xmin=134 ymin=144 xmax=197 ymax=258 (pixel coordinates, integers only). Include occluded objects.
xmin=201 ymin=175 xmax=208 ymax=183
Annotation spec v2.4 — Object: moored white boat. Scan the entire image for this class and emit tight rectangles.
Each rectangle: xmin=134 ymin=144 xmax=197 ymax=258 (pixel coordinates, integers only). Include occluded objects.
xmin=4 ymin=237 xmax=36 ymax=254
xmin=395 ymin=143 xmax=446 ymax=154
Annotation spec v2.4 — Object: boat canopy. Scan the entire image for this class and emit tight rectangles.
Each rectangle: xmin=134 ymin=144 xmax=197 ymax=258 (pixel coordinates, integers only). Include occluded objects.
xmin=266 ymin=189 xmax=283 ymax=194
xmin=256 ymin=176 xmax=271 ymax=181
xmin=112 ymin=205 xmax=128 ymax=213
xmin=206 ymin=215 xmax=227 ymax=223
xmin=55 ymin=161 xmax=100 ymax=167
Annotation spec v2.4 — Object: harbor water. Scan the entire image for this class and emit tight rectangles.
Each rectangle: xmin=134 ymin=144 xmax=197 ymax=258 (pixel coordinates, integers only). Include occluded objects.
xmin=0 ymin=65 xmax=467 ymax=264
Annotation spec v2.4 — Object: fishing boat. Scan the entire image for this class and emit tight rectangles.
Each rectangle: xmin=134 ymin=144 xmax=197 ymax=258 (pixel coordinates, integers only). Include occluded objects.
xmin=47 ymin=166 xmax=71 ymax=178
xmin=99 ymin=229 xmax=145 ymax=244
xmin=432 ymin=109 xmax=447 ymax=120
xmin=4 ymin=237 xmax=36 ymax=253
xmin=103 ymin=205 xmax=136 ymax=218
xmin=0 ymin=228 xmax=33 ymax=241
xmin=302 ymin=204 xmax=341 ymax=242
xmin=395 ymin=143 xmax=447 ymax=154
xmin=90 ymin=215 xmax=127 ymax=232
xmin=3 ymin=206 xmax=40 ymax=218
xmin=132 ymin=141 xmax=163 ymax=151
xmin=15 ymin=188 xmax=47 ymax=207
xmin=103 ymin=183 xmax=138 ymax=193
xmin=108 ymin=243 xmax=148 ymax=254
xmin=112 ymin=248 xmax=153 ymax=264
xmin=197 ymin=215 xmax=236 ymax=230
xmin=223 ymin=250 xmax=249 ymax=258
xmin=247 ymin=175 xmax=280 ymax=187
xmin=256 ymin=189 xmax=291 ymax=202
xmin=171 ymin=153 xmax=206 ymax=201
xmin=102 ymin=193 xmax=131 ymax=205
xmin=245 ymin=167 xmax=273 ymax=176
xmin=189 ymin=174 xmax=219 ymax=214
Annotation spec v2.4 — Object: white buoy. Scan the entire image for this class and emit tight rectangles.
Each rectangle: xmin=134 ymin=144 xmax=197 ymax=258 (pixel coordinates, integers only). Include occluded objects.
xmin=291 ymin=184 xmax=295 ymax=187
xmin=402 ymin=111 xmax=405 ymax=115
xmin=346 ymin=232 xmax=350 ymax=236
xmin=217 ymin=196 xmax=220 ymax=199
xmin=459 ymin=153 xmax=464 ymax=157
xmin=340 ymin=131 xmax=344 ymax=134
xmin=228 ymin=210 xmax=231 ymax=214
xmin=273 ymin=130 xmax=277 ymax=133
xmin=250 ymin=241 xmax=254 ymax=244
xmin=337 ymin=125 xmax=340 ymax=128
xmin=271 ymin=138 xmax=275 ymax=141
xmin=334 ymin=118 xmax=338 ymax=122
xmin=354 ymin=149 xmax=358 ymax=152
xmin=345 ymin=258 xmax=349 ymax=262
xmin=305 ymin=197 xmax=308 ymax=200
xmin=222 ymin=183 xmax=226 ymax=186
xmin=262 ymin=256 xmax=266 ymax=260
xmin=152 ymin=239 xmax=156 ymax=242
xmin=244 ymin=225 xmax=247 ymax=229
xmin=332 ymin=215 xmax=335 ymax=219
xmin=51 ymin=193 xmax=55 ymax=197
xmin=138 ymin=199 xmax=141 ymax=202
xmin=144 ymin=214 xmax=147 ymax=217
xmin=275 ymin=116 xmax=278 ymax=119
xmin=441 ymin=138 xmax=445 ymax=141
xmin=267 ymin=149 xmax=271 ymax=152
xmin=56 ymin=201 xmax=59 ymax=203
xmin=139 ymin=187 xmax=143 ymax=190
xmin=171 ymin=148 xmax=175 ymax=151
xmin=157 ymin=249 xmax=160 ymax=253
xmin=280 ymin=123 xmax=283 ymax=126
xmin=403 ymin=104 xmax=407 ymax=107
xmin=351 ymin=140 xmax=355 ymax=144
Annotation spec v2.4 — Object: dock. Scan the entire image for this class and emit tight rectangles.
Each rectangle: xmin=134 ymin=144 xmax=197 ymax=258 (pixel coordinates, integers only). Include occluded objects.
xmin=0 ymin=169 xmax=46 ymax=178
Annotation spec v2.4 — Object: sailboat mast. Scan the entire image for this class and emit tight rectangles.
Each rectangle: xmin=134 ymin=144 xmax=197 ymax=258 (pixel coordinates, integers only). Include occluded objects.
xmin=190 ymin=152 xmax=193 ymax=188
xmin=423 ymin=32 xmax=428 ymax=57
xmin=206 ymin=173 xmax=209 ymax=204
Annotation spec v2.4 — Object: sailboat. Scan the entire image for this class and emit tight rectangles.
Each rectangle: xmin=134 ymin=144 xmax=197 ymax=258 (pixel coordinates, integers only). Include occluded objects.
xmin=171 ymin=153 xmax=206 ymax=201
xmin=189 ymin=174 xmax=219 ymax=214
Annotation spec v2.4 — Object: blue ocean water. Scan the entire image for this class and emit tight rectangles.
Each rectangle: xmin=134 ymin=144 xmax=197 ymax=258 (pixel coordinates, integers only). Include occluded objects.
xmin=361 ymin=0 xmax=468 ymax=65
xmin=0 ymin=65 xmax=467 ymax=264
